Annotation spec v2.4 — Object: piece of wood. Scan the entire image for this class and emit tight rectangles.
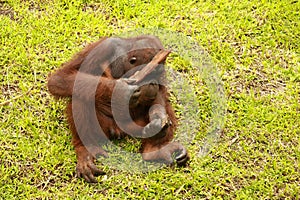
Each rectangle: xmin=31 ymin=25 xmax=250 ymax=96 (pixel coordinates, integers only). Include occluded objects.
xmin=129 ymin=49 xmax=171 ymax=83
xmin=0 ymin=86 xmax=33 ymax=106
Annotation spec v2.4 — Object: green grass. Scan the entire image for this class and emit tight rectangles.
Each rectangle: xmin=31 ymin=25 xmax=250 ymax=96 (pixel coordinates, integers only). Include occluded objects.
xmin=0 ymin=0 xmax=299 ymax=199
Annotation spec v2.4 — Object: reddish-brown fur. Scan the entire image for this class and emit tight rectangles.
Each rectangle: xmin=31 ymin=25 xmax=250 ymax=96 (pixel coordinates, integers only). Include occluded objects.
xmin=47 ymin=36 xmax=189 ymax=183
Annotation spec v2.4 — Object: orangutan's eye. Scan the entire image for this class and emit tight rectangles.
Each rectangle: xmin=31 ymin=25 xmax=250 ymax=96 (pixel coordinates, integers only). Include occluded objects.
xmin=129 ymin=57 xmax=137 ymax=64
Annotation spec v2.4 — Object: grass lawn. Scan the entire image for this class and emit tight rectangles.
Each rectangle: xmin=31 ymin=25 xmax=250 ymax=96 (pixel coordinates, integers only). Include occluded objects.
xmin=0 ymin=0 xmax=299 ymax=199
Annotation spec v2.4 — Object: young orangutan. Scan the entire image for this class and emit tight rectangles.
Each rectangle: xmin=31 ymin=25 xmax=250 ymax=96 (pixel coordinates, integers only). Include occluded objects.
xmin=47 ymin=35 xmax=189 ymax=183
